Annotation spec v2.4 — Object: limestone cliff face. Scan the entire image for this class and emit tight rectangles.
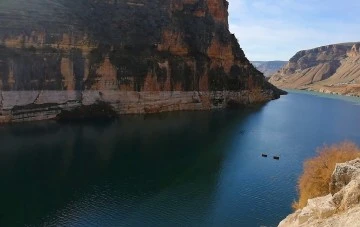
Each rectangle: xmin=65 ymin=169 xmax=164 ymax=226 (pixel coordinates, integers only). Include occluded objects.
xmin=269 ymin=42 xmax=360 ymax=96
xmin=279 ymin=159 xmax=360 ymax=227
xmin=0 ymin=0 xmax=283 ymax=122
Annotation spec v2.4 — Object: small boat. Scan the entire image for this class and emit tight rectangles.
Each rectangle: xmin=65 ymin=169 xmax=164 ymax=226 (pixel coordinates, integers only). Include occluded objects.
xmin=261 ymin=154 xmax=268 ymax=157
xmin=273 ymin=156 xmax=280 ymax=160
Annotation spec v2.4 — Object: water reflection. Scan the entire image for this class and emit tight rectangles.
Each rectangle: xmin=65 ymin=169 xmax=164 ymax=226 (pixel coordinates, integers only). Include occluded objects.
xmin=4 ymin=91 xmax=360 ymax=226
xmin=0 ymin=108 xmax=262 ymax=226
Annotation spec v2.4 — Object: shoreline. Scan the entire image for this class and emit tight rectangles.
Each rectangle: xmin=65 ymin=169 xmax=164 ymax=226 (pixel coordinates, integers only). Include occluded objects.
xmin=284 ymin=88 xmax=360 ymax=103
xmin=0 ymin=89 xmax=281 ymax=124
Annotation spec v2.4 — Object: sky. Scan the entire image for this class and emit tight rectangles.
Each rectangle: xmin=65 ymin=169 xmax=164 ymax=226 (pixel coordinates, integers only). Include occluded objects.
xmin=227 ymin=0 xmax=360 ymax=61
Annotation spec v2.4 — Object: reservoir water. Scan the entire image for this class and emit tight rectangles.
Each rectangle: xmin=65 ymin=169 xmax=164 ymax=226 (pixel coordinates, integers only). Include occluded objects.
xmin=1 ymin=91 xmax=360 ymax=227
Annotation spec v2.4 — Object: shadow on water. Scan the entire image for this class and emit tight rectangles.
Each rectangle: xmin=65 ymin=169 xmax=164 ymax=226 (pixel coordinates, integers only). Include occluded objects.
xmin=0 ymin=106 xmax=266 ymax=226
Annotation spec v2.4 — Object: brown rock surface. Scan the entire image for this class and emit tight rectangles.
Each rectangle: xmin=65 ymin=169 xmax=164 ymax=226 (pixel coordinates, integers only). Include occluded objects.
xmin=279 ymin=159 xmax=360 ymax=227
xmin=269 ymin=42 xmax=360 ymax=96
xmin=0 ymin=0 xmax=284 ymax=123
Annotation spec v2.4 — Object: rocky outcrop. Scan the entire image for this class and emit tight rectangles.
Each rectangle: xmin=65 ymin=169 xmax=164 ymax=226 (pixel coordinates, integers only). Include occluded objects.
xmin=0 ymin=0 xmax=284 ymax=123
xmin=251 ymin=61 xmax=287 ymax=77
xmin=279 ymin=159 xmax=360 ymax=227
xmin=269 ymin=42 xmax=360 ymax=96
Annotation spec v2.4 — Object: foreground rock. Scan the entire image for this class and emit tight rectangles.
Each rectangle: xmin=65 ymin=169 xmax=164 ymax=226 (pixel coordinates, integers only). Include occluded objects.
xmin=269 ymin=42 xmax=360 ymax=96
xmin=279 ymin=159 xmax=360 ymax=227
xmin=0 ymin=0 xmax=284 ymax=123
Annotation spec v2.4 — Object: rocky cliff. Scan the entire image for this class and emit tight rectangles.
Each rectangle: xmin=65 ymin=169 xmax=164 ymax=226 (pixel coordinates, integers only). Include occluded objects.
xmin=251 ymin=61 xmax=287 ymax=77
xmin=269 ymin=42 xmax=360 ymax=96
xmin=0 ymin=0 xmax=283 ymax=123
xmin=279 ymin=158 xmax=360 ymax=227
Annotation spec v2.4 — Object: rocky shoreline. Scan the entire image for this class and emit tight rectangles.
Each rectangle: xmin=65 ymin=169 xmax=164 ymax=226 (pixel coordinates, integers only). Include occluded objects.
xmin=303 ymin=86 xmax=360 ymax=98
xmin=0 ymin=89 xmax=281 ymax=123
xmin=279 ymin=159 xmax=360 ymax=227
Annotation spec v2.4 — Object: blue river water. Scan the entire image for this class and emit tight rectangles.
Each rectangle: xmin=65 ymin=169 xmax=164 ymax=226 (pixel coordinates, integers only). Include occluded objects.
xmin=1 ymin=91 xmax=360 ymax=226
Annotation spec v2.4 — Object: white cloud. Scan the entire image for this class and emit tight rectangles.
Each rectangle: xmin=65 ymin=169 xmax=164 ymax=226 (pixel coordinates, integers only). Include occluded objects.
xmin=227 ymin=0 xmax=360 ymax=61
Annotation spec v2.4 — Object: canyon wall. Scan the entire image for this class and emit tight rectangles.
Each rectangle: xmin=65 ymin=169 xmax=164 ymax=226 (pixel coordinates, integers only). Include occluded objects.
xmin=0 ymin=0 xmax=283 ymax=123
xmin=269 ymin=42 xmax=360 ymax=96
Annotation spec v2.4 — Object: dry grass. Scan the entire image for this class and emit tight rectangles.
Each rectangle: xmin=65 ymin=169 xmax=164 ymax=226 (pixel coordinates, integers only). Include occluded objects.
xmin=293 ymin=141 xmax=360 ymax=210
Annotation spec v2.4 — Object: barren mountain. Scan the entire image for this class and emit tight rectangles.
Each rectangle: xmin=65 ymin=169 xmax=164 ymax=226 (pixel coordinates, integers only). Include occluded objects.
xmin=251 ymin=61 xmax=287 ymax=77
xmin=269 ymin=42 xmax=360 ymax=96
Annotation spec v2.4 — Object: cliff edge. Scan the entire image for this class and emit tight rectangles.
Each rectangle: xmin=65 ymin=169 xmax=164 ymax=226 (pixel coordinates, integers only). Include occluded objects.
xmin=0 ymin=0 xmax=284 ymax=123
xmin=279 ymin=158 xmax=360 ymax=227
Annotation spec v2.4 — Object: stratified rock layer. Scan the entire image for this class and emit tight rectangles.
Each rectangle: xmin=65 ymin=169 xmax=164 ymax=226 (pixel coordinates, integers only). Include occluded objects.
xmin=0 ymin=0 xmax=283 ymax=123
xmin=279 ymin=159 xmax=360 ymax=227
xmin=269 ymin=42 xmax=360 ymax=96
xmin=0 ymin=0 xmax=281 ymax=122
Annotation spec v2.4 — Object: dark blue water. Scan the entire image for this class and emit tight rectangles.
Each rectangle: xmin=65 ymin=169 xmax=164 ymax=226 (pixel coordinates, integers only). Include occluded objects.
xmin=1 ymin=91 xmax=360 ymax=227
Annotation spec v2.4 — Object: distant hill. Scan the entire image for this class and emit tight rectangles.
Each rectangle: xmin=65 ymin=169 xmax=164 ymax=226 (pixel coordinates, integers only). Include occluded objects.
xmin=251 ymin=61 xmax=288 ymax=77
xmin=269 ymin=42 xmax=360 ymax=96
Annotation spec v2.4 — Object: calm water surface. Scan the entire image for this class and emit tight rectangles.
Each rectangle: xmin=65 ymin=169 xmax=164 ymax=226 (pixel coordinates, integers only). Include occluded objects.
xmin=1 ymin=92 xmax=360 ymax=227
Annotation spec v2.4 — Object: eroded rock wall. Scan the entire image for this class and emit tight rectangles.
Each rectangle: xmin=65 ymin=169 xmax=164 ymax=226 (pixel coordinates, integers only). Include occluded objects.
xmin=0 ymin=0 xmax=283 ymax=122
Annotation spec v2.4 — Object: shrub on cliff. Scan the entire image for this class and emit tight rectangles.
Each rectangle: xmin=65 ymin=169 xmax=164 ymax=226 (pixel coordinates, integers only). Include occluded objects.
xmin=293 ymin=141 xmax=360 ymax=210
